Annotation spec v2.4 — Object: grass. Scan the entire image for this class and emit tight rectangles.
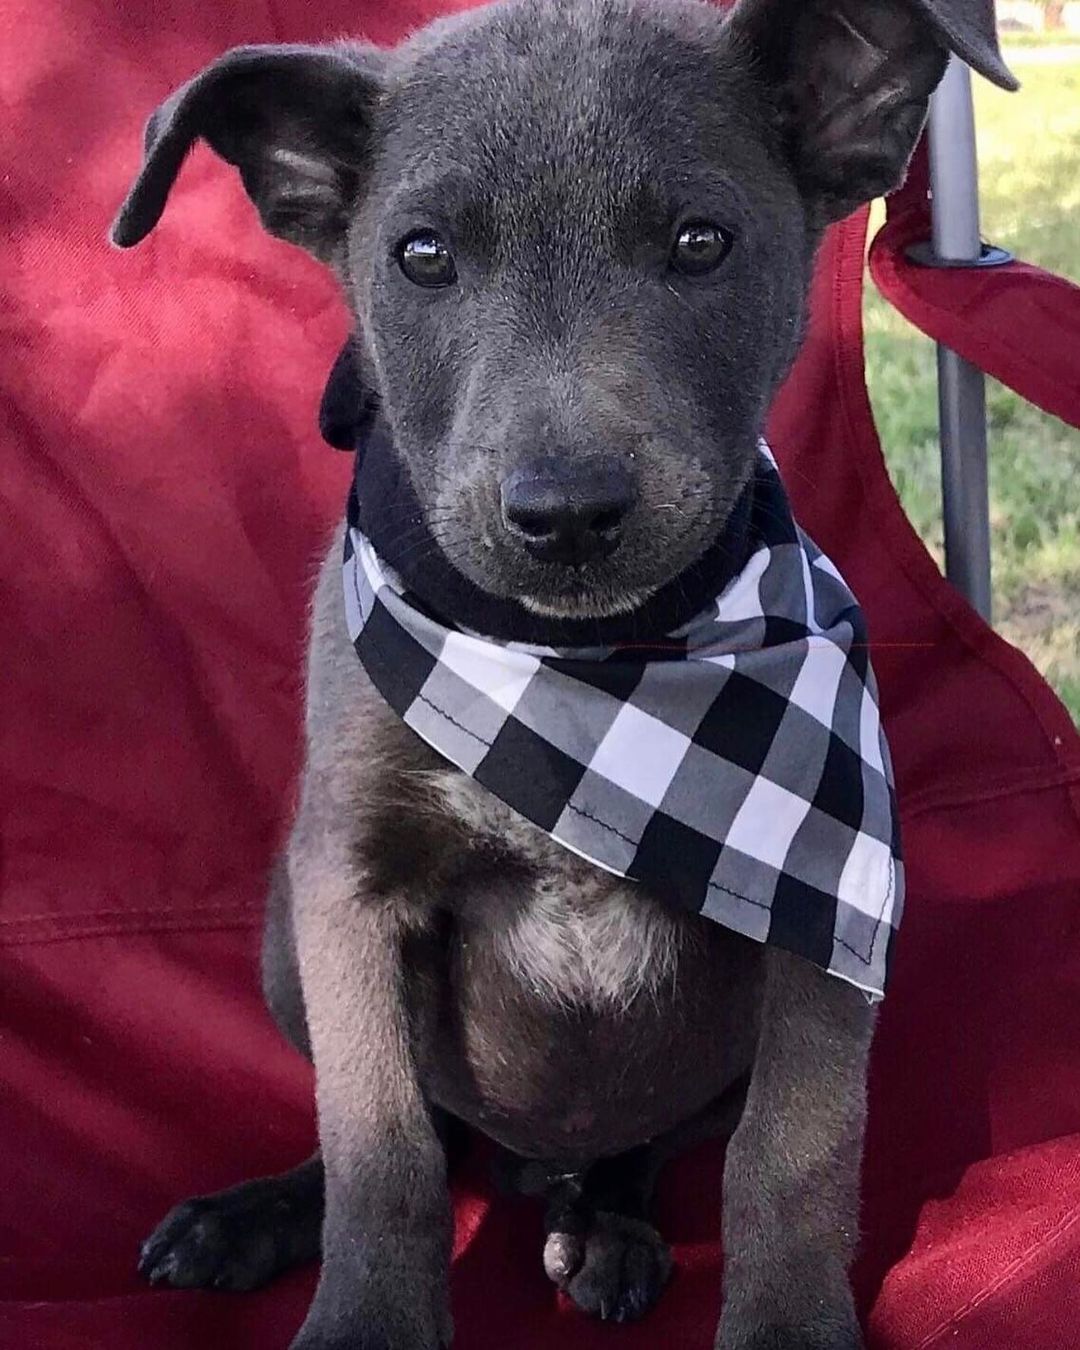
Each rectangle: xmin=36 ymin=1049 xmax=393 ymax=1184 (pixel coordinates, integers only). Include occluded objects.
xmin=864 ymin=41 xmax=1080 ymax=722
xmin=996 ymin=30 xmax=1080 ymax=48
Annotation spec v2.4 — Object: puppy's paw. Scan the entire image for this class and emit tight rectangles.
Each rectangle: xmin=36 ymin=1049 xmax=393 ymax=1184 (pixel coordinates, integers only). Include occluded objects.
xmin=288 ymin=1333 xmax=449 ymax=1350
xmin=545 ymin=1210 xmax=672 ymax=1323
xmin=716 ymin=1333 xmax=863 ymax=1350
xmin=715 ymin=1265 xmax=864 ymax=1350
xmin=139 ymin=1177 xmax=320 ymax=1292
xmin=715 ymin=1306 xmax=864 ymax=1350
xmin=288 ymin=1297 xmax=452 ymax=1350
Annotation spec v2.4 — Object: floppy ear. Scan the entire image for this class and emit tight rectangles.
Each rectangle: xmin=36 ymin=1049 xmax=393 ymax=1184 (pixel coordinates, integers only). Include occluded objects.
xmin=727 ymin=0 xmax=1018 ymax=222
xmin=110 ymin=43 xmax=386 ymax=262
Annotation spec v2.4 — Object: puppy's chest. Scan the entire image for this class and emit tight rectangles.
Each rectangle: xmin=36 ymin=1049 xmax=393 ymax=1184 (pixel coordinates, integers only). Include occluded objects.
xmin=425 ymin=769 xmax=682 ymax=1010
xmin=408 ymin=764 xmax=759 ymax=1159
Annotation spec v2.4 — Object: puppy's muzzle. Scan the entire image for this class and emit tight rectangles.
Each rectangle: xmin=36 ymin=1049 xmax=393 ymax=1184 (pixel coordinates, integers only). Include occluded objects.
xmin=500 ymin=456 xmax=636 ymax=566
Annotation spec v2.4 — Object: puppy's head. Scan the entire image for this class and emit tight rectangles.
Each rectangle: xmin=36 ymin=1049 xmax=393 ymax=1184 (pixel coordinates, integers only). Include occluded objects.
xmin=113 ymin=0 xmax=1014 ymax=622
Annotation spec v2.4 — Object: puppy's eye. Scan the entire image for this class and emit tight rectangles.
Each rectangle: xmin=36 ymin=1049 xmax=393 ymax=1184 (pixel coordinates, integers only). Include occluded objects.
xmin=397 ymin=232 xmax=457 ymax=288
xmin=670 ymin=221 xmax=734 ymax=277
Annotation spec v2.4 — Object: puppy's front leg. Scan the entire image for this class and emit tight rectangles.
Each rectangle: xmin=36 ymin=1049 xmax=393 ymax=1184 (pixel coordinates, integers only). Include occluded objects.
xmin=715 ymin=949 xmax=875 ymax=1350
xmin=289 ymin=831 xmax=451 ymax=1350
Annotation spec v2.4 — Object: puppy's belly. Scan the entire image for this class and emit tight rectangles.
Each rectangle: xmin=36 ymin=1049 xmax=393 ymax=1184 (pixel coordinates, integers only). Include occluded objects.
xmin=416 ymin=904 xmax=762 ymax=1164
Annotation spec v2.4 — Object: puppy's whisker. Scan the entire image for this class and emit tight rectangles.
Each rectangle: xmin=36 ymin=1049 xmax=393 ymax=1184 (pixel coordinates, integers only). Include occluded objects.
xmin=391 ymin=530 xmax=475 ymax=567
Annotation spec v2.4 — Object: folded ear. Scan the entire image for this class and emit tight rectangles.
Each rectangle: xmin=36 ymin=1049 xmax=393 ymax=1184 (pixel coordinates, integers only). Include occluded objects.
xmin=110 ymin=43 xmax=386 ymax=262
xmin=728 ymin=0 xmax=1018 ymax=222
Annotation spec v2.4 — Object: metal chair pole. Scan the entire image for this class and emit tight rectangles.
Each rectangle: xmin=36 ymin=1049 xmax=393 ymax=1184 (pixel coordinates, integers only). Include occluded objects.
xmin=927 ymin=57 xmax=994 ymax=621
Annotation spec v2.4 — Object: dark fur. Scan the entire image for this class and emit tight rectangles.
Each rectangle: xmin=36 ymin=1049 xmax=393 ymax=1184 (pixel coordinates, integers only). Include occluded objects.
xmin=113 ymin=2 xmax=1015 ymax=1346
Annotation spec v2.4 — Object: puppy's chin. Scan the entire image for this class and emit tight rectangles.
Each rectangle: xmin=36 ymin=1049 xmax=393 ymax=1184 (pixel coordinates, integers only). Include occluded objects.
xmin=443 ymin=535 xmax=670 ymax=622
xmin=455 ymin=542 xmax=716 ymax=623
xmin=517 ymin=586 xmax=654 ymax=621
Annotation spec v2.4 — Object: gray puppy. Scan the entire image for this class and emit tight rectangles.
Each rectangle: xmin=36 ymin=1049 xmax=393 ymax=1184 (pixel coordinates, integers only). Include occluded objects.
xmin=113 ymin=1 xmax=1015 ymax=1347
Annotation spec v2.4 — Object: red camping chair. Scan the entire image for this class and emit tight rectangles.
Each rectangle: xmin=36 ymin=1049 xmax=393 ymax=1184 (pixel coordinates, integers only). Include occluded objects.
xmin=2 ymin=2 xmax=1079 ymax=1348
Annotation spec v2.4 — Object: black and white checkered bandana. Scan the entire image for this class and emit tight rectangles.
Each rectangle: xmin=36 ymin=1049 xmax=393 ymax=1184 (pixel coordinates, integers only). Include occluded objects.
xmin=343 ymin=444 xmax=903 ymax=999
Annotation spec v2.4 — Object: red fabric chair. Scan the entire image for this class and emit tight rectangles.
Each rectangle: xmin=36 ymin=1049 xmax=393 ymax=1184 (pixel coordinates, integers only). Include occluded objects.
xmin=2 ymin=2 xmax=1079 ymax=1347
xmin=871 ymin=140 xmax=1080 ymax=430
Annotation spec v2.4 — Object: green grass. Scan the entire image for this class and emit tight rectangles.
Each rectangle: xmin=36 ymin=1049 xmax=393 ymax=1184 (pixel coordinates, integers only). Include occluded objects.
xmin=864 ymin=43 xmax=1080 ymax=722
xmin=996 ymin=30 xmax=1080 ymax=48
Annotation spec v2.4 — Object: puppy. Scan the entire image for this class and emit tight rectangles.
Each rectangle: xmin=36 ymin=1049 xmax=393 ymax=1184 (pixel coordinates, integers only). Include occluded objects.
xmin=113 ymin=2 xmax=1015 ymax=1346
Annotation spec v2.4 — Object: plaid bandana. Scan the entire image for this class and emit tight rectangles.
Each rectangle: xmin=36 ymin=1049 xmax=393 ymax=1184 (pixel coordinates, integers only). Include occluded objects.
xmin=343 ymin=445 xmax=903 ymax=999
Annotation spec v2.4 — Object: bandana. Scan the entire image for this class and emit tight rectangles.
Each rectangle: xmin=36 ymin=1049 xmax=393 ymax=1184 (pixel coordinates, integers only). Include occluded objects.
xmin=343 ymin=445 xmax=903 ymax=999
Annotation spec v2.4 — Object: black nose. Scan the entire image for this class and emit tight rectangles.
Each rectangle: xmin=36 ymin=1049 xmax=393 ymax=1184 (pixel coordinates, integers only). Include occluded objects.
xmin=500 ymin=458 xmax=636 ymax=566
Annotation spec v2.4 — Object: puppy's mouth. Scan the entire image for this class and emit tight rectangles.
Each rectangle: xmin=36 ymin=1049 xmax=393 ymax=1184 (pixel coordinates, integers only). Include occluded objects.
xmin=436 ymin=511 xmax=712 ymax=624
xmin=440 ymin=527 xmax=664 ymax=619
xmin=517 ymin=579 xmax=654 ymax=621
